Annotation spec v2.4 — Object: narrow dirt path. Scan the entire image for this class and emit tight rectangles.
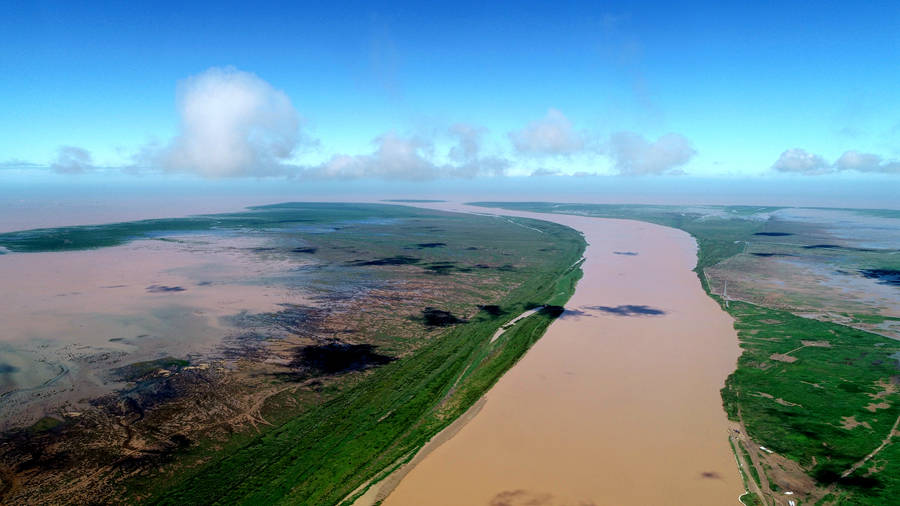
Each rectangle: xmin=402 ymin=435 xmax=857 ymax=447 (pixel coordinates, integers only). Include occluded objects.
xmin=841 ymin=414 xmax=900 ymax=478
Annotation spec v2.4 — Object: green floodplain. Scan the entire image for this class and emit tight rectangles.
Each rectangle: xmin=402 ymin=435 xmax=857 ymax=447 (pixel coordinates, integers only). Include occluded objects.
xmin=0 ymin=203 xmax=585 ymax=504
xmin=474 ymin=202 xmax=900 ymax=505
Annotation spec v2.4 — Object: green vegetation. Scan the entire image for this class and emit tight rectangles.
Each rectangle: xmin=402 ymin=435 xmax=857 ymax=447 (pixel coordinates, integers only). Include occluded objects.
xmin=722 ymin=301 xmax=900 ymax=498
xmin=113 ymin=357 xmax=190 ymax=382
xmin=15 ymin=204 xmax=585 ymax=503
xmin=0 ymin=203 xmax=439 ymax=253
xmin=27 ymin=416 xmax=63 ymax=433
xmin=140 ymin=217 xmax=583 ymax=505
xmin=473 ymin=202 xmax=900 ymax=503
xmin=738 ymin=442 xmax=761 ymax=488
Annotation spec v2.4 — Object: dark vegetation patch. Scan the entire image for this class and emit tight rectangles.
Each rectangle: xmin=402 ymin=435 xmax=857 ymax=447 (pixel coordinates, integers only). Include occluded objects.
xmin=291 ymin=247 xmax=318 ymax=254
xmin=754 ymin=232 xmax=793 ymax=237
xmin=538 ymin=305 xmax=566 ymax=318
xmin=350 ymin=255 xmax=420 ymax=266
xmin=27 ymin=416 xmax=64 ymax=434
xmin=804 ymin=244 xmax=876 ymax=252
xmin=613 ymin=251 xmax=639 ymax=256
xmin=146 ymin=285 xmax=186 ymax=293
xmin=415 ymin=242 xmax=446 ymax=248
xmin=585 ymin=304 xmax=666 ymax=316
xmin=474 ymin=262 xmax=516 ymax=271
xmin=837 ymin=382 xmax=864 ymax=393
xmin=422 ymin=307 xmax=466 ymax=327
xmin=423 ymin=262 xmax=456 ymax=275
xmin=859 ymin=269 xmax=900 ymax=286
xmin=813 ymin=464 xmax=884 ymax=495
xmin=290 ymin=343 xmax=393 ymax=375
xmin=477 ymin=305 xmax=504 ymax=316
xmin=112 ymin=357 xmax=190 ymax=382
xmin=225 ymin=305 xmax=321 ymax=338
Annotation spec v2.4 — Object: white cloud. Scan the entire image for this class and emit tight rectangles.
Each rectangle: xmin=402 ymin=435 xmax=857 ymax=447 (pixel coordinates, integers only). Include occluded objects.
xmin=51 ymin=146 xmax=94 ymax=174
xmin=607 ymin=132 xmax=695 ymax=175
xmin=152 ymin=67 xmax=306 ymax=178
xmin=771 ymin=148 xmax=831 ymax=175
xmin=771 ymin=148 xmax=900 ymax=175
xmin=306 ymin=130 xmax=508 ymax=180
xmin=308 ymin=133 xmax=438 ymax=180
xmin=835 ymin=150 xmax=881 ymax=171
xmin=834 ymin=150 xmax=900 ymax=173
xmin=510 ymin=109 xmax=586 ymax=156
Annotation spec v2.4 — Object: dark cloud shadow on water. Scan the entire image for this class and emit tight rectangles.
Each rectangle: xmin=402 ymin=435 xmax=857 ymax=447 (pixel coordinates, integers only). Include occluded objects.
xmin=489 ymin=489 xmax=597 ymax=506
xmin=583 ymin=304 xmax=666 ymax=316
xmin=558 ymin=308 xmax=592 ymax=319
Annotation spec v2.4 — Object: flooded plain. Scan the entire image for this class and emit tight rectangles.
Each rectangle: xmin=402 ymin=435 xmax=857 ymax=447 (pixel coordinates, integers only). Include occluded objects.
xmin=0 ymin=235 xmax=304 ymax=429
xmin=382 ymin=203 xmax=744 ymax=505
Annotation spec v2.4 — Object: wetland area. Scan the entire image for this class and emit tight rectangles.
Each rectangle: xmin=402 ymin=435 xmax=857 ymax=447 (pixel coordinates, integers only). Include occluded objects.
xmin=0 ymin=203 xmax=585 ymax=504
xmin=0 ymin=200 xmax=897 ymax=505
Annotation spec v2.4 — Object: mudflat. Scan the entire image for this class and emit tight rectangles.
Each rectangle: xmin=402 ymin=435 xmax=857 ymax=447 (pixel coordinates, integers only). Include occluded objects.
xmin=383 ymin=204 xmax=744 ymax=505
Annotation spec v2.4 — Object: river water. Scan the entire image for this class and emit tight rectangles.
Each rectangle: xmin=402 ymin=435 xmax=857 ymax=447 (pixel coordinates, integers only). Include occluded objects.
xmin=381 ymin=203 xmax=744 ymax=505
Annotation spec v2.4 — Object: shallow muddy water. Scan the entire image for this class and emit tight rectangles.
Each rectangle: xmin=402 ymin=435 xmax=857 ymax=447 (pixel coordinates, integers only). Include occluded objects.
xmin=382 ymin=203 xmax=744 ymax=506
xmin=0 ymin=235 xmax=305 ymax=428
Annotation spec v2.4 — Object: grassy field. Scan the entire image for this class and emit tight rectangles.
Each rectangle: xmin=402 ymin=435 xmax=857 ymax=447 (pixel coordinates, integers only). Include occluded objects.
xmin=0 ymin=203 xmax=585 ymax=504
xmin=473 ymin=202 xmax=900 ymax=504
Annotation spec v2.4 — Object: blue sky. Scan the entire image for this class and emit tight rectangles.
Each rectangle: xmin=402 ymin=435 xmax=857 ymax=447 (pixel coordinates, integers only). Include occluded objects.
xmin=2 ymin=1 xmax=899 ymax=182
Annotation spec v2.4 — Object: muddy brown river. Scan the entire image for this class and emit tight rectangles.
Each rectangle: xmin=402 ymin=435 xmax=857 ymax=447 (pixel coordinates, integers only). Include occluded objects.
xmin=376 ymin=203 xmax=744 ymax=505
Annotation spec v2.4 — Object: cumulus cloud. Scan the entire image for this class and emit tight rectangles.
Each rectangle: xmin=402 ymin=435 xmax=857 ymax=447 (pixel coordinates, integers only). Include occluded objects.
xmin=304 ymin=128 xmax=507 ymax=181
xmin=834 ymin=150 xmax=900 ymax=173
xmin=771 ymin=148 xmax=900 ymax=175
xmin=834 ymin=150 xmax=881 ymax=171
xmin=150 ymin=67 xmax=305 ymax=178
xmin=772 ymin=148 xmax=831 ymax=175
xmin=510 ymin=109 xmax=586 ymax=156
xmin=607 ymin=132 xmax=695 ymax=175
xmin=307 ymin=133 xmax=438 ymax=180
xmin=51 ymin=146 xmax=94 ymax=174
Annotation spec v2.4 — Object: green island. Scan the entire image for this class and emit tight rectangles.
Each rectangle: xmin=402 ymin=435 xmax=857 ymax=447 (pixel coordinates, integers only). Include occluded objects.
xmin=472 ymin=202 xmax=900 ymax=505
xmin=0 ymin=203 xmax=585 ymax=504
